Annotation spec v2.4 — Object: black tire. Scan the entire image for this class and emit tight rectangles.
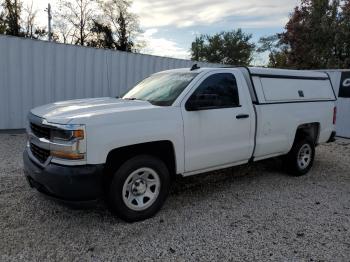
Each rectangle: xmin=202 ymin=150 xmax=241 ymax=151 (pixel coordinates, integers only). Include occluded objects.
xmin=284 ymin=138 xmax=315 ymax=176
xmin=108 ymin=155 xmax=171 ymax=222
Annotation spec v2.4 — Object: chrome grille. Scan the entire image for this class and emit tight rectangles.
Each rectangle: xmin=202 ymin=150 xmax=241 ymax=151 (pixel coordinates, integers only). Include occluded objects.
xmin=30 ymin=122 xmax=50 ymax=139
xmin=30 ymin=143 xmax=50 ymax=163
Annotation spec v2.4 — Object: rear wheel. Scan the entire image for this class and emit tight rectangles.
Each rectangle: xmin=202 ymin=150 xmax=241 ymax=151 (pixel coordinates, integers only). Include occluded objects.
xmin=284 ymin=138 xmax=315 ymax=176
xmin=108 ymin=155 xmax=171 ymax=222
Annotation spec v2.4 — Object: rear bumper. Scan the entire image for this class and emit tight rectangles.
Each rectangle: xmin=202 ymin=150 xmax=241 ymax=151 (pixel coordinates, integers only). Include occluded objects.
xmin=23 ymin=150 xmax=105 ymax=201
xmin=327 ymin=131 xmax=336 ymax=143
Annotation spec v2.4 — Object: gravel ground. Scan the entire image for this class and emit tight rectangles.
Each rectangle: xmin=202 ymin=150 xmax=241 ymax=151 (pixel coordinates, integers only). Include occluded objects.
xmin=0 ymin=133 xmax=349 ymax=261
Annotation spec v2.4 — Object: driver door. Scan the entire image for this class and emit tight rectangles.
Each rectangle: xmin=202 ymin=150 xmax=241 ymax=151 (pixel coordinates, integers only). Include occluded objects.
xmin=181 ymin=71 xmax=254 ymax=173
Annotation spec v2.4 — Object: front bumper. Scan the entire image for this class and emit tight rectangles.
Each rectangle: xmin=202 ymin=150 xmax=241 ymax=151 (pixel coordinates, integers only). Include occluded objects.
xmin=23 ymin=150 xmax=105 ymax=201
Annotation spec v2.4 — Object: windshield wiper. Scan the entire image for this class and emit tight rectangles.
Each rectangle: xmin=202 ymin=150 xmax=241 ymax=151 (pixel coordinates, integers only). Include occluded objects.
xmin=123 ymin=97 xmax=143 ymax=101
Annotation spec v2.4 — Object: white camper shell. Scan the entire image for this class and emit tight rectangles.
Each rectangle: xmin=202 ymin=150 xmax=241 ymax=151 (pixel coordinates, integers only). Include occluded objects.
xmin=250 ymin=68 xmax=335 ymax=103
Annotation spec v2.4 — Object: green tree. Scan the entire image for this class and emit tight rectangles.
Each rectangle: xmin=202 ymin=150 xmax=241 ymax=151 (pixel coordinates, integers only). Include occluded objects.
xmin=191 ymin=35 xmax=205 ymax=61
xmin=257 ymin=35 xmax=279 ymax=67
xmin=190 ymin=29 xmax=255 ymax=65
xmin=116 ymin=9 xmax=131 ymax=51
xmin=257 ymin=34 xmax=290 ymax=68
xmin=88 ymin=20 xmax=116 ymax=48
xmin=339 ymin=0 xmax=350 ymax=67
xmin=97 ymin=0 xmax=141 ymax=52
xmin=260 ymin=0 xmax=350 ymax=69
xmin=3 ymin=0 xmax=22 ymax=36
xmin=0 ymin=0 xmax=46 ymax=39
xmin=275 ymin=0 xmax=349 ymax=69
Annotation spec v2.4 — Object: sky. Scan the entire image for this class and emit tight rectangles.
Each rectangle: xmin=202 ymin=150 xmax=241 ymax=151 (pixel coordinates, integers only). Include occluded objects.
xmin=23 ymin=0 xmax=299 ymax=64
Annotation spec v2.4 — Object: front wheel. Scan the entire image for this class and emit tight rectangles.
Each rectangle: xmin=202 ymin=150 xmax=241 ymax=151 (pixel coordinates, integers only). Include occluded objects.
xmin=108 ymin=155 xmax=171 ymax=222
xmin=284 ymin=138 xmax=315 ymax=176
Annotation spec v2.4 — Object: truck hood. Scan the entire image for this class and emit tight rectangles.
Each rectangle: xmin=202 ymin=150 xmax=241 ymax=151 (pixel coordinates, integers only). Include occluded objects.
xmin=30 ymin=97 xmax=156 ymax=124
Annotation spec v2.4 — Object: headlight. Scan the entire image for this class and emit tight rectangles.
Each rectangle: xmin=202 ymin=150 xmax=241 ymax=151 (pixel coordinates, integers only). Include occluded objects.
xmin=45 ymin=123 xmax=86 ymax=161
xmin=51 ymin=129 xmax=84 ymax=141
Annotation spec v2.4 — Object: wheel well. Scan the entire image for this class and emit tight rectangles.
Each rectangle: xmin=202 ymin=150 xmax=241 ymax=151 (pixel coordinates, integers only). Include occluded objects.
xmin=105 ymin=141 xmax=176 ymax=178
xmin=294 ymin=123 xmax=320 ymax=145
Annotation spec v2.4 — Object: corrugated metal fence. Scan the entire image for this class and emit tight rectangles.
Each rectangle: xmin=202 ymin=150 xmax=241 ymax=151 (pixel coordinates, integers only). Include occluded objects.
xmin=0 ymin=35 xmax=218 ymax=129
xmin=1 ymin=36 xmax=349 ymax=137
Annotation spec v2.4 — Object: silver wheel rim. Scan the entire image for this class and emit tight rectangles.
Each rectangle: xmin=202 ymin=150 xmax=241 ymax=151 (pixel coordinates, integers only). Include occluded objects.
xmin=297 ymin=144 xmax=312 ymax=170
xmin=122 ymin=167 xmax=161 ymax=211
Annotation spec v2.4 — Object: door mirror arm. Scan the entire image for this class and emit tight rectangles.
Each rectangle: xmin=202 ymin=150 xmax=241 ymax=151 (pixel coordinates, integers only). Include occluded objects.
xmin=185 ymin=100 xmax=200 ymax=111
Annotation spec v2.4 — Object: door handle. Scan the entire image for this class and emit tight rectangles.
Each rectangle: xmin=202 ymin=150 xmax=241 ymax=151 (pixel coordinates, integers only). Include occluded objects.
xmin=236 ymin=114 xmax=249 ymax=119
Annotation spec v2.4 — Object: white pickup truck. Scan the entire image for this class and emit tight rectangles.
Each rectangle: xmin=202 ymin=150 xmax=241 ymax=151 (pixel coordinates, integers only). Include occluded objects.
xmin=23 ymin=66 xmax=337 ymax=222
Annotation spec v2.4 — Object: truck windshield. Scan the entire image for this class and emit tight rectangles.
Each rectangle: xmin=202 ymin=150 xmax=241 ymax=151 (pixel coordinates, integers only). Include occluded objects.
xmin=123 ymin=72 xmax=199 ymax=106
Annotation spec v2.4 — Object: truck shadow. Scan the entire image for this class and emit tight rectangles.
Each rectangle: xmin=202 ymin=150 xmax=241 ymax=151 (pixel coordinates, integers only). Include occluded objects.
xmin=171 ymin=157 xmax=286 ymax=196
xmin=39 ymin=157 xmax=287 ymax=223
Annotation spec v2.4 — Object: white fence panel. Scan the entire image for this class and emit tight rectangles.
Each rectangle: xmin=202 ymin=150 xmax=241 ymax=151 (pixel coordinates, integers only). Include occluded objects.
xmin=5 ymin=36 xmax=347 ymax=136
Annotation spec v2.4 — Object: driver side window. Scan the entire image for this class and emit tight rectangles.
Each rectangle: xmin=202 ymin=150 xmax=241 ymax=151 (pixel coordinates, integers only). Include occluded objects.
xmin=186 ymin=73 xmax=240 ymax=110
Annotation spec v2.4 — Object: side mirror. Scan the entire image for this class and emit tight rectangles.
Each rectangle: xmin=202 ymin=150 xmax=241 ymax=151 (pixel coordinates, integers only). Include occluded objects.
xmin=185 ymin=100 xmax=200 ymax=111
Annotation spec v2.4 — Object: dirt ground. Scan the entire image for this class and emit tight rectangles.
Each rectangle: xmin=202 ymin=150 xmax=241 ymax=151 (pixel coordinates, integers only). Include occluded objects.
xmin=0 ymin=133 xmax=349 ymax=261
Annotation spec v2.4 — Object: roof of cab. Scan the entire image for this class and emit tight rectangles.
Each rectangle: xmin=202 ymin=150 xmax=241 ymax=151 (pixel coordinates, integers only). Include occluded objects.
xmin=156 ymin=66 xmax=329 ymax=79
